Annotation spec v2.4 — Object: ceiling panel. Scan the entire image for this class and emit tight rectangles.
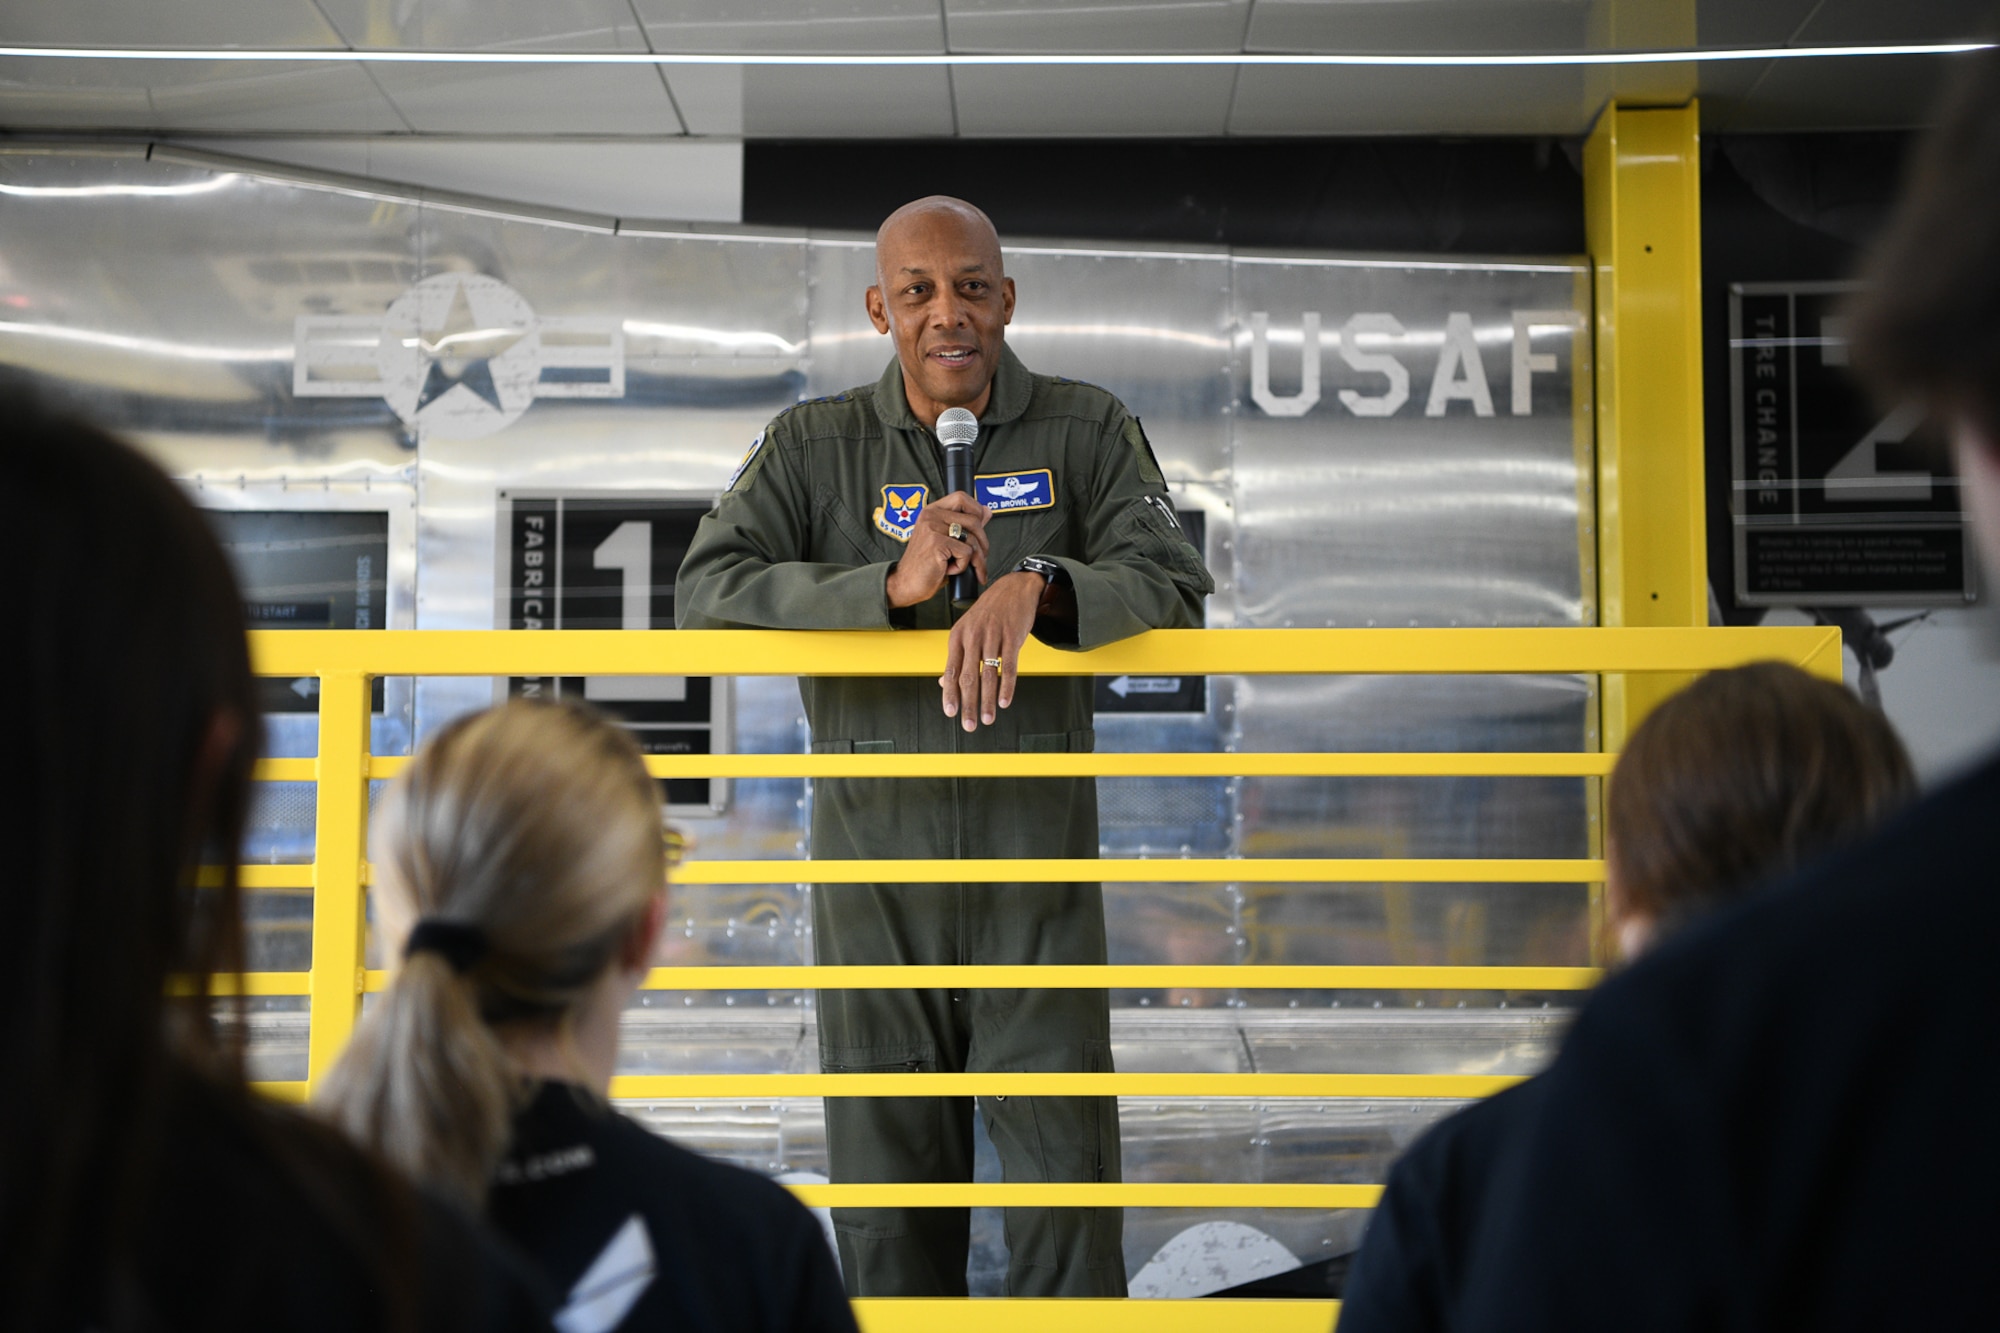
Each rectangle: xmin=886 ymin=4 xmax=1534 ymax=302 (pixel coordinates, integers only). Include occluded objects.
xmin=164 ymin=136 xmax=743 ymax=220
xmin=1245 ymin=0 xmax=1597 ymax=53
xmin=953 ymin=65 xmax=1236 ymax=135
xmin=312 ymin=0 xmax=650 ymax=52
xmin=664 ymin=65 xmax=745 ymax=136
xmin=945 ymin=0 xmax=1250 ymax=52
xmin=0 ymin=0 xmax=342 ymax=47
xmin=1692 ymin=0 xmax=1818 ymax=47
xmin=1791 ymin=0 xmax=1995 ymax=45
xmin=1229 ymin=64 xmax=1596 ymax=135
xmin=741 ymin=65 xmax=954 ymax=135
xmin=146 ymin=63 xmax=412 ymax=132
xmin=367 ymin=62 xmax=682 ymax=134
xmin=632 ymin=0 xmax=944 ymax=54
xmin=1702 ymin=52 xmax=1972 ymax=130
xmin=0 ymin=58 xmax=408 ymax=133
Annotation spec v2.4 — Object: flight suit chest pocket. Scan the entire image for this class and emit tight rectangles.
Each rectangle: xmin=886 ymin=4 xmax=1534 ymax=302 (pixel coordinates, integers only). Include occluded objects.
xmin=1019 ymin=728 xmax=1095 ymax=753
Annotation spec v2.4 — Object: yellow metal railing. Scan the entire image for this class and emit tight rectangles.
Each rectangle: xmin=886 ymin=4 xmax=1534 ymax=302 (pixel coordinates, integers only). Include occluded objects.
xmin=232 ymin=625 xmax=1838 ymax=1329
xmin=241 ymin=624 xmax=1839 ymax=1097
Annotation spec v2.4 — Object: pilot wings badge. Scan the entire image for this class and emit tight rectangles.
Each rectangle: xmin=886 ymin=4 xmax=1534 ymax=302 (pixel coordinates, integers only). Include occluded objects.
xmin=873 ymin=484 xmax=930 ymax=542
xmin=974 ymin=468 xmax=1055 ymax=513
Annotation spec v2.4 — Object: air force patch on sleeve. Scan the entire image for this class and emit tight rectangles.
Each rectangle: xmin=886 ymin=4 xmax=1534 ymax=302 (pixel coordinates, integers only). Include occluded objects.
xmin=726 ymin=429 xmax=766 ymax=491
xmin=974 ymin=469 xmax=1055 ymax=513
xmin=873 ymin=484 xmax=929 ymax=542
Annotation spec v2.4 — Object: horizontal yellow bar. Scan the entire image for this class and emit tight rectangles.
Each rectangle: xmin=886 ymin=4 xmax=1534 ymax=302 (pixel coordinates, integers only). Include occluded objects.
xmin=786 ymin=1183 xmax=1380 ymax=1209
xmin=328 ymin=752 xmax=1618 ymax=783
xmin=248 ymin=625 xmax=1840 ymax=679
xmin=645 ymin=752 xmax=1615 ymax=779
xmin=851 ymin=1299 xmax=1337 ymax=1333
xmin=674 ymin=857 xmax=1603 ymax=884
xmin=357 ymin=964 xmax=1596 ymax=993
xmin=208 ymin=859 xmax=1598 ymax=888
xmin=637 ymin=964 xmax=1600 ymax=991
xmin=255 ymin=1082 xmax=309 ymax=1104
xmin=252 ymin=758 xmax=318 ymax=782
xmin=184 ymin=971 xmax=313 ymax=997
xmin=261 ymin=1073 xmax=1503 ymax=1102
xmin=608 ymin=1073 xmax=1518 ymax=1099
xmin=195 ymin=864 xmax=317 ymax=889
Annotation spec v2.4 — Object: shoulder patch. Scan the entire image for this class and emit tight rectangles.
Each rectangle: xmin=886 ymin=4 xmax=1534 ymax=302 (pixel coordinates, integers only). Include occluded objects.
xmin=726 ymin=429 xmax=767 ymax=492
xmin=1123 ymin=416 xmax=1166 ymax=485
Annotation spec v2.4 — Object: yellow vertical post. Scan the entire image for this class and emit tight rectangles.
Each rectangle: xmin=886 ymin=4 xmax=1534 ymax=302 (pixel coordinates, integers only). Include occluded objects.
xmin=306 ymin=670 xmax=371 ymax=1093
xmin=1585 ymin=102 xmax=1707 ymax=751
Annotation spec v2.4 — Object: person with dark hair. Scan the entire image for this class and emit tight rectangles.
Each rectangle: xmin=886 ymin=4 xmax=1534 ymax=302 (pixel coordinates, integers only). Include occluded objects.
xmin=1336 ymin=662 xmax=1915 ymax=1333
xmin=318 ymin=698 xmax=859 ymax=1333
xmin=1455 ymin=47 xmax=2000 ymax=1333
xmin=2 ymin=398 xmax=550 ymax=1331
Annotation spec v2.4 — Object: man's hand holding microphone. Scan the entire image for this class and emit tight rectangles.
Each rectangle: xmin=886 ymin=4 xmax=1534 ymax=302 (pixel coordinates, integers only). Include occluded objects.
xmin=882 ymin=407 xmax=1061 ymax=734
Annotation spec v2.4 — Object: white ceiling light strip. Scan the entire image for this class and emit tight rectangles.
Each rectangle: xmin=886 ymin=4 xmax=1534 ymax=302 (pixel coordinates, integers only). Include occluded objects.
xmin=0 ymin=43 xmax=1989 ymax=67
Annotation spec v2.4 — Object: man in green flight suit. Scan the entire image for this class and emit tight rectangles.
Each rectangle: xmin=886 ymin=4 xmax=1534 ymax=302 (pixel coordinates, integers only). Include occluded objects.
xmin=675 ymin=196 xmax=1212 ymax=1298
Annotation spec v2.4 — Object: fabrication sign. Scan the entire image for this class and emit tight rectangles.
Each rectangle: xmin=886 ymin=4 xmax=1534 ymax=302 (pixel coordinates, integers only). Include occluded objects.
xmin=1730 ymin=282 xmax=1972 ymax=605
xmin=503 ymin=494 xmax=727 ymax=815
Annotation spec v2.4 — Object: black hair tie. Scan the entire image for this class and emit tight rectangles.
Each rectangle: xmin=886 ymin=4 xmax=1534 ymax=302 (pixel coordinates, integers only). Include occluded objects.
xmin=403 ymin=918 xmax=490 ymax=974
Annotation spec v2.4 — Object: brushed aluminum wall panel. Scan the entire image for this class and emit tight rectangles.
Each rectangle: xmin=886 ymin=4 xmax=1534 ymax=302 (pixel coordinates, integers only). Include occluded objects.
xmin=3 ymin=148 xmax=1595 ymax=1292
xmin=1225 ymin=253 xmax=1595 ymax=992
xmin=402 ymin=211 xmax=815 ymax=994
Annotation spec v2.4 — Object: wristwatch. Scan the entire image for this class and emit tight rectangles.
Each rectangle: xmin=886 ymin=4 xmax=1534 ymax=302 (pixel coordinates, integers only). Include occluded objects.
xmin=1015 ymin=555 xmax=1070 ymax=587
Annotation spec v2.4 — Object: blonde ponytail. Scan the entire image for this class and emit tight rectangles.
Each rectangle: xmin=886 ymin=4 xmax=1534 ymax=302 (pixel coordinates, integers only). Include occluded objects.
xmin=317 ymin=699 xmax=666 ymax=1208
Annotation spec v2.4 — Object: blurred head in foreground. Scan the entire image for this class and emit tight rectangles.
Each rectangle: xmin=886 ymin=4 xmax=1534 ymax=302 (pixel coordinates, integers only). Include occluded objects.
xmin=4 ymin=397 xmax=537 ymax=1330
xmin=320 ymin=697 xmax=672 ymax=1206
xmin=1848 ymin=43 xmax=2000 ymax=584
xmin=1605 ymin=661 xmax=1916 ymax=961
xmin=6 ymin=399 xmax=263 ymax=1316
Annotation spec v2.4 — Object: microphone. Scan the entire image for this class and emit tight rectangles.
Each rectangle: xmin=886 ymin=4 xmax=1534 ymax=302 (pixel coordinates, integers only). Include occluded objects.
xmin=936 ymin=407 xmax=979 ymax=604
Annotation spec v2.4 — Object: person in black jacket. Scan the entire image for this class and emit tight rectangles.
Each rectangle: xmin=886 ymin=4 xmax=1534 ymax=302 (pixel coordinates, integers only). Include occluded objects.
xmin=320 ymin=697 xmax=859 ymax=1333
xmin=1456 ymin=46 xmax=2000 ymax=1333
xmin=2 ymin=397 xmax=551 ymax=1333
xmin=1337 ymin=662 xmax=1914 ymax=1333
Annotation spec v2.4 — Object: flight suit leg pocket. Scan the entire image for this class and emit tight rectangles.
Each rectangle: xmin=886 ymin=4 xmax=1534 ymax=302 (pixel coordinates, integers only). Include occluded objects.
xmin=822 ymin=1044 xmax=974 ymax=1295
xmin=984 ymin=1039 xmax=1126 ymax=1295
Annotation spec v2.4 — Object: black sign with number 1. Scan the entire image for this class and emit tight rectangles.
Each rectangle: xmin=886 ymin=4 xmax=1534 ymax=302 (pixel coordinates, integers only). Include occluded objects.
xmin=503 ymin=494 xmax=720 ymax=813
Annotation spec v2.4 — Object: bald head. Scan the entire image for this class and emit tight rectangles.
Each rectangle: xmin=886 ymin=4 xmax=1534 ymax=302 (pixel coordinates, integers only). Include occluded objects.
xmin=864 ymin=195 xmax=1016 ymax=426
xmin=874 ymin=196 xmax=1004 ymax=287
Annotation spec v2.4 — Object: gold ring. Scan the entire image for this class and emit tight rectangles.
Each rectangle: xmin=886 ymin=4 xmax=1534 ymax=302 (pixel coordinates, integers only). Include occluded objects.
xmin=981 ymin=657 xmax=1003 ymax=670
xmin=948 ymin=522 xmax=964 ymax=540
